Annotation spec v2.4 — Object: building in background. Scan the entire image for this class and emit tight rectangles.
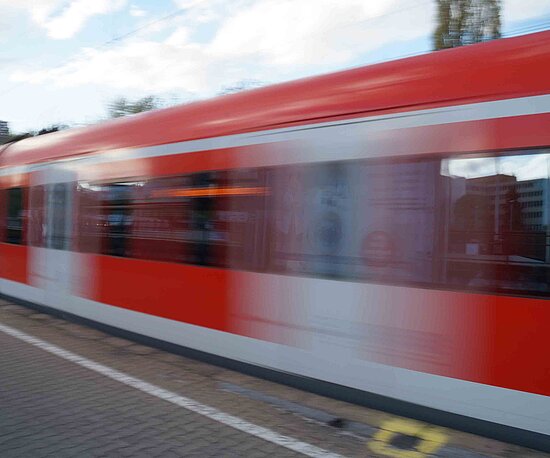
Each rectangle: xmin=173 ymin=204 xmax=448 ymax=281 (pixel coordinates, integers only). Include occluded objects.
xmin=463 ymin=174 xmax=549 ymax=234
xmin=0 ymin=120 xmax=8 ymax=137
xmin=450 ymin=172 xmax=549 ymax=266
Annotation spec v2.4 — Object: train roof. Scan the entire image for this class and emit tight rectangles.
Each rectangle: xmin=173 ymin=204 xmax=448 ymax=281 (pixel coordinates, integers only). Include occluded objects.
xmin=2 ymin=31 xmax=549 ymax=168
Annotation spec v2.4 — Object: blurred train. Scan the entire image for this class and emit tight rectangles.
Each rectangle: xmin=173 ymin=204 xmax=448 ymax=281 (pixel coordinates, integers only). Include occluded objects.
xmin=1 ymin=31 xmax=549 ymax=446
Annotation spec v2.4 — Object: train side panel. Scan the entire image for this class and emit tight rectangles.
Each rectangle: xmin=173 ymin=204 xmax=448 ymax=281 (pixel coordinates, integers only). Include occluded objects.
xmin=0 ymin=89 xmax=548 ymax=437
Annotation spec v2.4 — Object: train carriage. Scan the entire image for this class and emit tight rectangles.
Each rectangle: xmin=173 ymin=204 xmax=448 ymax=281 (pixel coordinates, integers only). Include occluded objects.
xmin=1 ymin=31 xmax=549 ymax=448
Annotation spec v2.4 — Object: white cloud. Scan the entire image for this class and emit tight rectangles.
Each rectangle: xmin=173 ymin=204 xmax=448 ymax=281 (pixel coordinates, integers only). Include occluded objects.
xmin=447 ymin=153 xmax=550 ymax=181
xmin=503 ymin=0 xmax=550 ymax=25
xmin=0 ymin=0 xmax=128 ymax=39
xmin=10 ymin=0 xmax=433 ymax=93
xmin=0 ymin=0 xmax=61 ymax=26
xmin=209 ymin=0 xmax=427 ymax=67
xmin=174 ymin=0 xmax=249 ymax=23
xmin=130 ymin=4 xmax=147 ymax=17
xmin=8 ymin=0 xmax=550 ymax=98
xmin=45 ymin=0 xmax=128 ymax=39
xmin=12 ymin=40 xmax=212 ymax=93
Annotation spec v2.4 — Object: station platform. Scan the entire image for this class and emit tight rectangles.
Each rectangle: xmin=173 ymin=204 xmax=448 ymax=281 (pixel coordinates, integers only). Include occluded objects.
xmin=0 ymin=298 xmax=545 ymax=458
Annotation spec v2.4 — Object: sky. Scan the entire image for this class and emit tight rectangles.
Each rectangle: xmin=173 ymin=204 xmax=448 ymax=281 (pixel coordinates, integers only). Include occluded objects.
xmin=446 ymin=152 xmax=550 ymax=181
xmin=0 ymin=0 xmax=549 ymax=133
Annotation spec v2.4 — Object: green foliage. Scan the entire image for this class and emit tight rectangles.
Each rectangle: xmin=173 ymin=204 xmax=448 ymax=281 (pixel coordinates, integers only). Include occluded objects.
xmin=0 ymin=124 xmax=69 ymax=145
xmin=108 ymin=96 xmax=161 ymax=118
xmin=37 ymin=124 xmax=69 ymax=135
xmin=433 ymin=0 xmax=501 ymax=50
xmin=218 ymin=79 xmax=264 ymax=96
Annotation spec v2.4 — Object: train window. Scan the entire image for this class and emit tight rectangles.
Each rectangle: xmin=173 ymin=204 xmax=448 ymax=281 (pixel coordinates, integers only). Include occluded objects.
xmin=190 ymin=172 xmax=222 ymax=266
xmin=224 ymin=168 xmax=268 ymax=271
xmin=48 ymin=183 xmax=70 ymax=250
xmin=267 ymin=160 xmax=439 ymax=284
xmin=267 ymin=149 xmax=549 ymax=297
xmin=353 ymin=159 xmax=440 ymax=284
xmin=76 ymin=181 xmax=135 ymax=257
xmin=72 ymin=149 xmax=548 ymax=298
xmin=102 ymin=184 xmax=134 ymax=257
xmin=77 ymin=182 xmax=103 ymax=254
xmin=130 ymin=176 xmax=193 ymax=264
xmin=5 ymin=187 xmax=25 ymax=245
xmin=440 ymin=150 xmax=550 ymax=296
xmin=185 ymin=169 xmax=267 ymax=269
xmin=29 ymin=186 xmax=46 ymax=247
xmin=268 ymin=163 xmax=359 ymax=278
xmin=129 ymin=170 xmax=267 ymax=268
xmin=78 ymin=171 xmax=269 ymax=268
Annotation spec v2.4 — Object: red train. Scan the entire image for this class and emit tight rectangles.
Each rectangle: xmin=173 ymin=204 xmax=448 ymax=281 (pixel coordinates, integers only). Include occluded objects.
xmin=1 ymin=31 xmax=549 ymax=446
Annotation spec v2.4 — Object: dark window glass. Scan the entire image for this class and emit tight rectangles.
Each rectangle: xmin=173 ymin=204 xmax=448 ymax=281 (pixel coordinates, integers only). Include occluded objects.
xmin=130 ymin=176 xmax=193 ymax=263
xmin=190 ymin=172 xmax=220 ymax=266
xmin=75 ymin=182 xmax=134 ymax=257
xmin=103 ymin=184 xmax=134 ymax=257
xmin=6 ymin=188 xmax=24 ymax=245
xmin=128 ymin=171 xmax=267 ymax=268
xmin=78 ymin=173 xmax=269 ymax=269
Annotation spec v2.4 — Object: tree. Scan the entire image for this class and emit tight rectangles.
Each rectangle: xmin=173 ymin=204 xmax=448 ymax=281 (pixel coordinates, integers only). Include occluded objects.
xmin=37 ymin=124 xmax=69 ymax=135
xmin=433 ymin=0 xmax=501 ymax=50
xmin=108 ymin=96 xmax=161 ymax=118
xmin=0 ymin=124 xmax=69 ymax=145
xmin=218 ymin=79 xmax=264 ymax=96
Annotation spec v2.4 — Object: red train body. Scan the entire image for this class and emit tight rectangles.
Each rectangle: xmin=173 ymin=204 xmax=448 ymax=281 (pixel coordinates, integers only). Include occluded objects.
xmin=1 ymin=32 xmax=549 ymax=443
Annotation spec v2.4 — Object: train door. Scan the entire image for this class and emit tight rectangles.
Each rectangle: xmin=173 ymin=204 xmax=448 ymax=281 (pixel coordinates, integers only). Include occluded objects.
xmin=29 ymin=166 xmax=77 ymax=310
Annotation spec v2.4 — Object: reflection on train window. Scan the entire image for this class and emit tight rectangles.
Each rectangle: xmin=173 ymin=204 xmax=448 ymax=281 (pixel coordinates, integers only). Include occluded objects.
xmin=267 ymin=152 xmax=549 ymax=296
xmin=48 ymin=183 xmax=70 ymax=250
xmin=78 ymin=170 xmax=268 ymax=269
xmin=268 ymin=160 xmax=440 ymax=284
xmin=6 ymin=187 xmax=25 ymax=245
xmin=440 ymin=151 xmax=550 ymax=295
